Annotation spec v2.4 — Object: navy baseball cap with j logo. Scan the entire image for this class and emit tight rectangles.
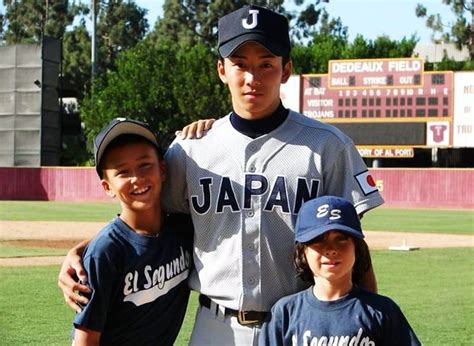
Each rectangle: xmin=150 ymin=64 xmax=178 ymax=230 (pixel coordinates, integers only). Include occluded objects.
xmin=295 ymin=196 xmax=365 ymax=243
xmin=218 ymin=5 xmax=291 ymax=58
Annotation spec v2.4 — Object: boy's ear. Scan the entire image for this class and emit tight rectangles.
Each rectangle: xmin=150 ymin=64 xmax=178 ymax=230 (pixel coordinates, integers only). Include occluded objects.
xmin=281 ymin=59 xmax=292 ymax=84
xmin=101 ymin=179 xmax=115 ymax=198
xmin=217 ymin=60 xmax=227 ymax=84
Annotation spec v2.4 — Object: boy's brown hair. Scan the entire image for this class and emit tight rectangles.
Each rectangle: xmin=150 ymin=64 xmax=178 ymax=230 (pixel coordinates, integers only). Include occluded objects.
xmin=293 ymin=235 xmax=372 ymax=285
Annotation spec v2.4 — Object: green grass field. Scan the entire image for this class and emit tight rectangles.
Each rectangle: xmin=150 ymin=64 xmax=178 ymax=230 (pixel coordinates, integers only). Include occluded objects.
xmin=1 ymin=201 xmax=473 ymax=234
xmin=361 ymin=206 xmax=474 ymax=235
xmin=0 ymin=201 xmax=120 ymax=222
xmin=1 ymin=249 xmax=472 ymax=345
xmin=0 ymin=243 xmax=67 ymax=257
xmin=0 ymin=201 xmax=473 ymax=344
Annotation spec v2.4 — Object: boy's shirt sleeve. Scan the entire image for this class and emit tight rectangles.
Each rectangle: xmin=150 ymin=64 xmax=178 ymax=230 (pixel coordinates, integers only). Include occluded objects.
xmin=383 ymin=301 xmax=422 ymax=346
xmin=259 ymin=303 xmax=287 ymax=346
xmin=73 ymin=251 xmax=118 ymax=333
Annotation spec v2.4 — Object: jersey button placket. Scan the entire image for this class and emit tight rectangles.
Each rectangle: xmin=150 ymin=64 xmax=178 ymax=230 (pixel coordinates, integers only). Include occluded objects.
xmin=242 ymin=143 xmax=262 ymax=308
xmin=242 ymin=206 xmax=260 ymax=308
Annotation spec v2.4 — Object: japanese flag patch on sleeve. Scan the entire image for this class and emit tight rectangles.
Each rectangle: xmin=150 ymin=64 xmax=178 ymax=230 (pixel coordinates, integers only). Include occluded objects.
xmin=354 ymin=170 xmax=378 ymax=195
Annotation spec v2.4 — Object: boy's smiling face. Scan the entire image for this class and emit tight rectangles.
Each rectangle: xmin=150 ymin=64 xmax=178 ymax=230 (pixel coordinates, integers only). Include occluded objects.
xmin=217 ymin=41 xmax=292 ymax=120
xmin=101 ymin=141 xmax=165 ymax=214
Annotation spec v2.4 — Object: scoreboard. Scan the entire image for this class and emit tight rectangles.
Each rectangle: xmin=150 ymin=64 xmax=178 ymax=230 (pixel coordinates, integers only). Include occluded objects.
xmin=298 ymin=58 xmax=454 ymax=156
xmin=303 ymin=71 xmax=453 ymax=121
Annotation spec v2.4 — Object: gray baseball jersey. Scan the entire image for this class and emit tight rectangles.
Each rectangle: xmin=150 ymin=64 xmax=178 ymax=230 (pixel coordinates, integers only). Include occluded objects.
xmin=162 ymin=110 xmax=384 ymax=312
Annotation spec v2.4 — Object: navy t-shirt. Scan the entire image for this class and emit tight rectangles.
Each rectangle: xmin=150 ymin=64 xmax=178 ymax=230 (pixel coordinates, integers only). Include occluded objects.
xmin=259 ymin=286 xmax=421 ymax=346
xmin=73 ymin=214 xmax=193 ymax=345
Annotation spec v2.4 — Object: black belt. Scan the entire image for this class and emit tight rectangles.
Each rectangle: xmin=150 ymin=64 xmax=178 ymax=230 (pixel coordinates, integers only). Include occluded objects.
xmin=199 ymin=294 xmax=268 ymax=325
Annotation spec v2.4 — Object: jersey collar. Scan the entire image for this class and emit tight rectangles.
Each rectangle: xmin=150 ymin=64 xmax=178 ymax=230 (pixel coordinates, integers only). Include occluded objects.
xmin=230 ymin=102 xmax=289 ymax=139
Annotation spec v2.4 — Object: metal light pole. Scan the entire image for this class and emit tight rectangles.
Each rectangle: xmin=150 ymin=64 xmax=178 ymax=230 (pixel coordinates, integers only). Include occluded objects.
xmin=91 ymin=0 xmax=97 ymax=78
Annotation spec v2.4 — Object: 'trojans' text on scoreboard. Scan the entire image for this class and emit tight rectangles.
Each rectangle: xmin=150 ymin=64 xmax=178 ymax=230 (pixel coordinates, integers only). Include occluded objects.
xmin=329 ymin=58 xmax=424 ymax=89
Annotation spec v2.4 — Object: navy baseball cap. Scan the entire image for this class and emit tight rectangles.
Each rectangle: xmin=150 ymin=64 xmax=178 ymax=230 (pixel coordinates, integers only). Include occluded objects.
xmin=295 ymin=196 xmax=364 ymax=243
xmin=94 ymin=118 xmax=160 ymax=177
xmin=218 ymin=5 xmax=291 ymax=58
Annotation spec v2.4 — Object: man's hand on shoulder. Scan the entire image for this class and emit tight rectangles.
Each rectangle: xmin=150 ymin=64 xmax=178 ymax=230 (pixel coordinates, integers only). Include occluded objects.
xmin=175 ymin=118 xmax=216 ymax=139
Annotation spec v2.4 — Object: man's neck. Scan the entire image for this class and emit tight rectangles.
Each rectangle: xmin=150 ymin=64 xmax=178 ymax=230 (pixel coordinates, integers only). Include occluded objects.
xmin=230 ymin=102 xmax=289 ymax=138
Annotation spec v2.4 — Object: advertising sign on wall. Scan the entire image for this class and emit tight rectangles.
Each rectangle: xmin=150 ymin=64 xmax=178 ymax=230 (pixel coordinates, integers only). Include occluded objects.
xmin=453 ymin=72 xmax=474 ymax=147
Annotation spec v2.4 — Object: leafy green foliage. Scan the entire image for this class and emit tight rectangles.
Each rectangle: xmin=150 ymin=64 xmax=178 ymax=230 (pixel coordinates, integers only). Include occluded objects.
xmin=416 ymin=0 xmax=473 ymax=60
xmin=95 ymin=0 xmax=149 ymax=74
xmin=80 ymin=39 xmax=230 ymax=151
xmin=151 ymin=0 xmax=331 ymax=47
xmin=425 ymin=54 xmax=474 ymax=71
xmin=62 ymin=23 xmax=92 ymax=100
xmin=0 ymin=0 xmax=149 ymax=101
xmin=0 ymin=0 xmax=87 ymax=44
xmin=291 ymin=12 xmax=418 ymax=74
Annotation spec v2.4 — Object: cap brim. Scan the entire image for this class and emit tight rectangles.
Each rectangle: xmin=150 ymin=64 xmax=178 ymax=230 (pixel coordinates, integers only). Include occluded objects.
xmin=218 ymin=33 xmax=286 ymax=58
xmin=95 ymin=122 xmax=158 ymax=176
xmin=296 ymin=224 xmax=365 ymax=243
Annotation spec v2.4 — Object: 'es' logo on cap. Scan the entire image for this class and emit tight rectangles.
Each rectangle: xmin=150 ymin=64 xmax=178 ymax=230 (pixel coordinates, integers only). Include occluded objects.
xmin=242 ymin=9 xmax=259 ymax=29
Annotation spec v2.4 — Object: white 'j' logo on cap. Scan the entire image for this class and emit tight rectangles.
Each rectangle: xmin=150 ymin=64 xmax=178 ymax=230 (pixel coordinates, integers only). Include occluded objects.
xmin=242 ymin=9 xmax=259 ymax=29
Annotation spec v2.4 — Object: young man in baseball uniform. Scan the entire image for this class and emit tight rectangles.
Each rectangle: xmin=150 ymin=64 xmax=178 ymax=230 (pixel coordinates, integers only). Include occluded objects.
xmin=162 ymin=5 xmax=384 ymax=345
xmin=59 ymin=5 xmax=384 ymax=346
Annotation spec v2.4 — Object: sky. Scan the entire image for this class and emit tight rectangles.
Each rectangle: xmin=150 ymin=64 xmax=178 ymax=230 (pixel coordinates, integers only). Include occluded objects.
xmin=134 ymin=0 xmax=461 ymax=44
xmin=0 ymin=1 xmax=463 ymax=44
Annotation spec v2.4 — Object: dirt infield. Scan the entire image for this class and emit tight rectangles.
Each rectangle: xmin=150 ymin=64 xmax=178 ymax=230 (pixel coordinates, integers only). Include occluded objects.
xmin=1 ymin=220 xmax=473 ymax=267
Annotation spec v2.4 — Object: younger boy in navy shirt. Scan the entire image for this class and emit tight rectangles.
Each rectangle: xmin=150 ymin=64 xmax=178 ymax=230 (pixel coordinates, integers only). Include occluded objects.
xmin=259 ymin=196 xmax=421 ymax=345
xmin=72 ymin=118 xmax=192 ymax=345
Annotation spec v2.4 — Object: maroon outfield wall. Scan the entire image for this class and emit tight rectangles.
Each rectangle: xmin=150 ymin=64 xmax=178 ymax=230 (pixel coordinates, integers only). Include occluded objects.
xmin=0 ymin=167 xmax=108 ymax=202
xmin=0 ymin=167 xmax=472 ymax=209
xmin=370 ymin=168 xmax=473 ymax=209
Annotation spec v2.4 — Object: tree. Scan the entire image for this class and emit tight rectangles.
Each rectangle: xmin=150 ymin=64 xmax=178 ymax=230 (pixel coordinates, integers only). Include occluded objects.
xmin=62 ymin=21 xmax=91 ymax=100
xmin=292 ymin=11 xmax=348 ymax=74
xmin=0 ymin=1 xmax=149 ymax=98
xmin=1 ymin=0 xmax=87 ymax=44
xmin=416 ymin=0 xmax=473 ymax=59
xmin=81 ymin=39 xmax=230 ymax=152
xmin=0 ymin=10 xmax=5 ymax=41
xmin=150 ymin=0 xmax=330 ymax=48
xmin=95 ymin=0 xmax=149 ymax=74
xmin=291 ymin=9 xmax=418 ymax=75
